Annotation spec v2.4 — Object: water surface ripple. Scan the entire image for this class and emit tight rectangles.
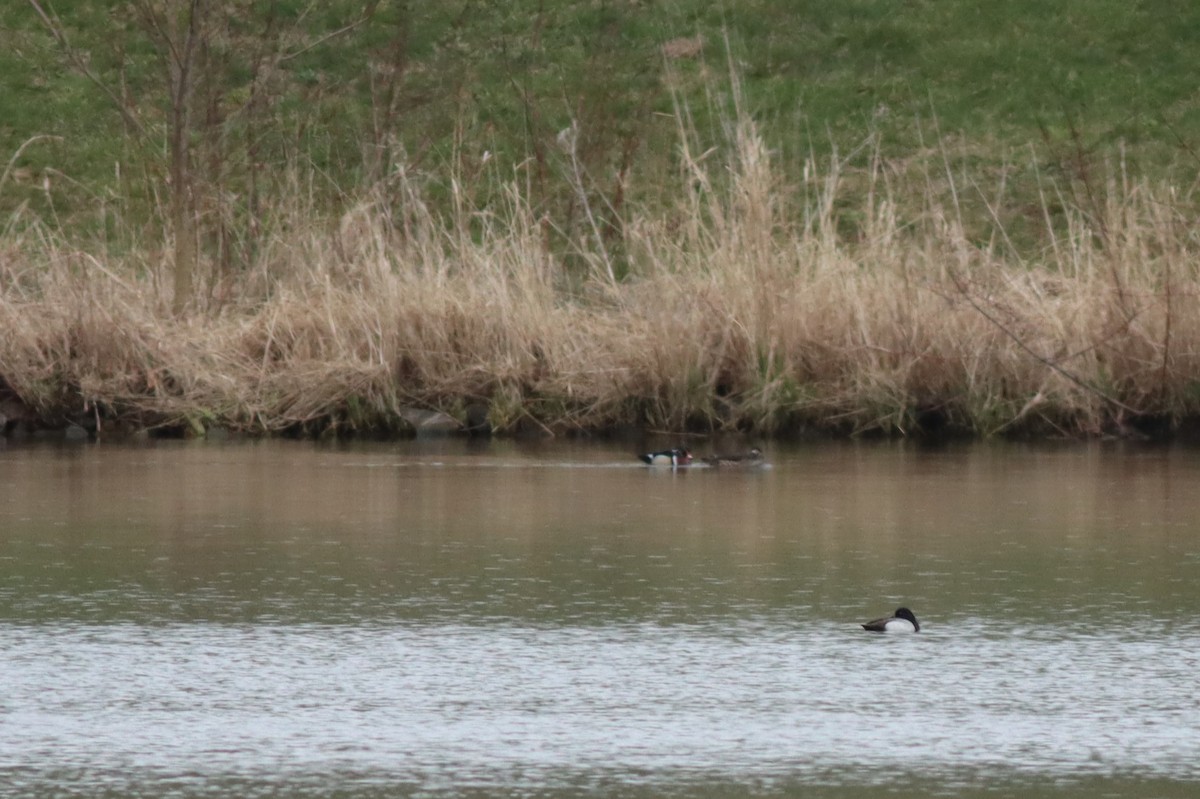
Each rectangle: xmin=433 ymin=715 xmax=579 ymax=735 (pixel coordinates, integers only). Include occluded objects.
xmin=4 ymin=619 xmax=1199 ymax=796
xmin=2 ymin=439 xmax=1200 ymax=797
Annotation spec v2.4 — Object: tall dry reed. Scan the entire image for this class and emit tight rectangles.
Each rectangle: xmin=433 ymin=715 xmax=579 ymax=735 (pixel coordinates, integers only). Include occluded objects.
xmin=3 ymin=98 xmax=1200 ymax=438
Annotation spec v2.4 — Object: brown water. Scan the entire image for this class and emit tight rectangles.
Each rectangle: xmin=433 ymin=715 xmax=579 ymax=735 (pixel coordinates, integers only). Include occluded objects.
xmin=2 ymin=438 xmax=1199 ymax=797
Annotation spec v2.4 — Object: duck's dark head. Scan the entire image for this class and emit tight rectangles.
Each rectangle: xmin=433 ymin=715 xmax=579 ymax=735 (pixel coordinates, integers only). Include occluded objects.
xmin=674 ymin=447 xmax=693 ymax=464
xmin=894 ymin=607 xmax=919 ymax=629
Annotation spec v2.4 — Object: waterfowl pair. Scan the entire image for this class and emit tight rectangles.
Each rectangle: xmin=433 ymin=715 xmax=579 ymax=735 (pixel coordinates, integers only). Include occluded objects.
xmin=861 ymin=607 xmax=920 ymax=633
xmin=638 ymin=447 xmax=693 ymax=466
xmin=639 ymin=447 xmax=765 ymax=467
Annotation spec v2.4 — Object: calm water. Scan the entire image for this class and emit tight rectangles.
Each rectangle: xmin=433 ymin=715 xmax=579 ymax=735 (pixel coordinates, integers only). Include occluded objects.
xmin=2 ymin=438 xmax=1199 ymax=798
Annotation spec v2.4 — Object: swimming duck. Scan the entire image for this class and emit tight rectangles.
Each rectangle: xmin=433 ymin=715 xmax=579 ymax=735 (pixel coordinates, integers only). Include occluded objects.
xmin=703 ymin=448 xmax=764 ymax=467
xmin=860 ymin=607 xmax=920 ymax=633
xmin=638 ymin=447 xmax=693 ymax=466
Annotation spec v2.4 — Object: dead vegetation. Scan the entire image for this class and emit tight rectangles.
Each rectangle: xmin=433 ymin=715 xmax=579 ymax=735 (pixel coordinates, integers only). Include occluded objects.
xmin=4 ymin=100 xmax=1200 ymax=439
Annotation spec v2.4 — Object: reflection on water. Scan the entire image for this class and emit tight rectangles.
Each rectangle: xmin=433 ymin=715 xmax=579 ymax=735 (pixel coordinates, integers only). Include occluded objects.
xmin=2 ymin=439 xmax=1200 ymax=797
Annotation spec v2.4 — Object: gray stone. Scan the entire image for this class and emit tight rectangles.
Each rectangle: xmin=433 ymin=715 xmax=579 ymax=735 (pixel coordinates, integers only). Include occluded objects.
xmin=397 ymin=406 xmax=462 ymax=435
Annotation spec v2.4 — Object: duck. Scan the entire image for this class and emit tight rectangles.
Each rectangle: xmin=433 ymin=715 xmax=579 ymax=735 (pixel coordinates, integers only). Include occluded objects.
xmin=638 ymin=447 xmax=693 ymax=466
xmin=860 ymin=607 xmax=920 ymax=633
xmin=702 ymin=447 xmax=764 ymax=467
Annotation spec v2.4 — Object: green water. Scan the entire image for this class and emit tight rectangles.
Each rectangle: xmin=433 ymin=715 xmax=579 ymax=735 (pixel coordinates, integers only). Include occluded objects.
xmin=2 ymin=438 xmax=1199 ymax=797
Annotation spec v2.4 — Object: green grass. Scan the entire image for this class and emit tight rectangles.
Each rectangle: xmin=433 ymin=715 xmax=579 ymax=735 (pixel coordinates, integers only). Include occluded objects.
xmin=5 ymin=1 xmax=1200 ymax=244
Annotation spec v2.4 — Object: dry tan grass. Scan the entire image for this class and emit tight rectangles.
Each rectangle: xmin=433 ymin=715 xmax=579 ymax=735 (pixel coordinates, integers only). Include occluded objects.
xmin=4 ymin=110 xmax=1200 ymax=438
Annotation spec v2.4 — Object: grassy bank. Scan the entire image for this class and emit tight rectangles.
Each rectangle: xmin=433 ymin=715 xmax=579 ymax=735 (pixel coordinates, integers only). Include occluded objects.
xmin=6 ymin=2 xmax=1200 ymax=242
xmin=4 ymin=3 xmax=1200 ymax=439
xmin=4 ymin=93 xmax=1200 ymax=439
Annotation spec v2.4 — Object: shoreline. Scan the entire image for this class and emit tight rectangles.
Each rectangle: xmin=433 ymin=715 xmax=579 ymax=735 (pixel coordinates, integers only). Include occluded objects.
xmin=2 ymin=405 xmax=1197 ymax=444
